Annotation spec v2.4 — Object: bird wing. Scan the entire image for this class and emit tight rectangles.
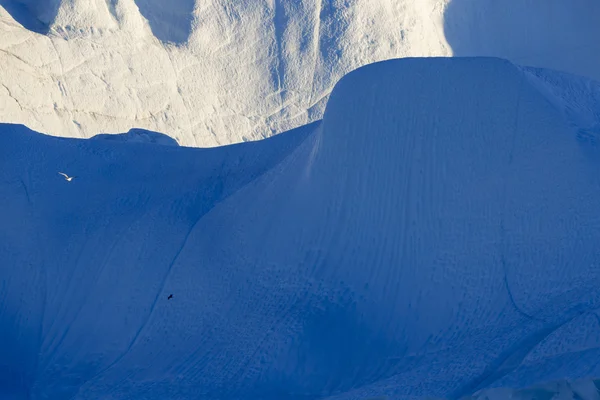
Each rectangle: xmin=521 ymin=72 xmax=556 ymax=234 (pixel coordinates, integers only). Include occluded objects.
xmin=58 ymin=172 xmax=68 ymax=178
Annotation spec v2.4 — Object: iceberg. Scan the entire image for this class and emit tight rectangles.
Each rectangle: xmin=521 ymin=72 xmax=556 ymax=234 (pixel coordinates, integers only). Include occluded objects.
xmin=1 ymin=57 xmax=599 ymax=399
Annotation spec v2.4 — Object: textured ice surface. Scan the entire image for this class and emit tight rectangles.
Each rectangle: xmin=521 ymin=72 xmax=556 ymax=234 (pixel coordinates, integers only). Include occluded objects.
xmin=1 ymin=0 xmax=599 ymax=146
xmin=1 ymin=57 xmax=600 ymax=399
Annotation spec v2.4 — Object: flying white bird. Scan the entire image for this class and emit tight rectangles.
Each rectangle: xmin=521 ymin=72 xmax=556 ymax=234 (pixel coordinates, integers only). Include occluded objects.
xmin=58 ymin=172 xmax=74 ymax=182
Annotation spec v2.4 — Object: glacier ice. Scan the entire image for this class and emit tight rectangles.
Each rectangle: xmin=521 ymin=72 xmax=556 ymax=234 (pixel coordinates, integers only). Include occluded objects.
xmin=1 ymin=57 xmax=599 ymax=399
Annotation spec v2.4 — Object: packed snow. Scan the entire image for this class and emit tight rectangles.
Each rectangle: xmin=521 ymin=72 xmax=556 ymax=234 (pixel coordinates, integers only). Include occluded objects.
xmin=1 ymin=57 xmax=599 ymax=399
xmin=1 ymin=0 xmax=600 ymax=146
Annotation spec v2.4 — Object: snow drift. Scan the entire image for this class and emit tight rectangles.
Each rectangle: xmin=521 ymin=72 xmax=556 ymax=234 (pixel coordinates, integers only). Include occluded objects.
xmin=1 ymin=57 xmax=600 ymax=399
xmin=1 ymin=0 xmax=600 ymax=146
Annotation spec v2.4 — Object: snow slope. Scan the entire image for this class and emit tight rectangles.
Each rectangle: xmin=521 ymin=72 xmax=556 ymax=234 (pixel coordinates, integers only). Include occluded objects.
xmin=1 ymin=0 xmax=599 ymax=146
xmin=1 ymin=57 xmax=600 ymax=399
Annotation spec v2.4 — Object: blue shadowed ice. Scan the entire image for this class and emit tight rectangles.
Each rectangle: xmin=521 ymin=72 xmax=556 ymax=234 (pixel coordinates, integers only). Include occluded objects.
xmin=1 ymin=57 xmax=599 ymax=399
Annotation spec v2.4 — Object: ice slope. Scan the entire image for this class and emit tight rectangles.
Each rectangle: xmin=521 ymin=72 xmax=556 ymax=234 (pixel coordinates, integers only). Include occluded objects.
xmin=1 ymin=57 xmax=600 ymax=399
xmin=1 ymin=0 xmax=600 ymax=146
xmin=0 ymin=120 xmax=317 ymax=399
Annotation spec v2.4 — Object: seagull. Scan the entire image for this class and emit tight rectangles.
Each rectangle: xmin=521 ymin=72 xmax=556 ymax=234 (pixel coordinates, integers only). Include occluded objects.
xmin=167 ymin=294 xmax=173 ymax=300
xmin=58 ymin=172 xmax=74 ymax=182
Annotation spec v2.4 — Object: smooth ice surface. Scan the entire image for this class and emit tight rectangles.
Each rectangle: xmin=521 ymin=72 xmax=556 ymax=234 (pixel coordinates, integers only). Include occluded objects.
xmin=1 ymin=0 xmax=599 ymax=146
xmin=1 ymin=57 xmax=600 ymax=399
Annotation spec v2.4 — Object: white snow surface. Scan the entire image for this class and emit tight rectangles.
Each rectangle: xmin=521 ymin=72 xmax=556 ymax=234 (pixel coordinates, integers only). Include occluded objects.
xmin=1 ymin=57 xmax=600 ymax=399
xmin=1 ymin=0 xmax=600 ymax=146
